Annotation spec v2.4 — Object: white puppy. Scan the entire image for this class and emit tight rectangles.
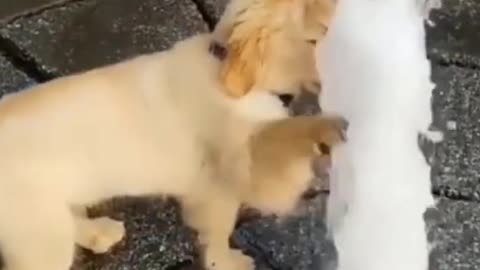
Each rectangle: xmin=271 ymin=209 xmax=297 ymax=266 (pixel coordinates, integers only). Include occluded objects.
xmin=317 ymin=0 xmax=442 ymax=269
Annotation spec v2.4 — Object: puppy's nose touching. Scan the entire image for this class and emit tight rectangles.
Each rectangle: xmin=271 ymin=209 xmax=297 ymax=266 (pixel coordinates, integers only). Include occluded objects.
xmin=275 ymin=93 xmax=295 ymax=107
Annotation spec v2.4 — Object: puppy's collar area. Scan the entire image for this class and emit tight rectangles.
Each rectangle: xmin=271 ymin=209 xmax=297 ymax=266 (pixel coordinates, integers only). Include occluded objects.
xmin=209 ymin=41 xmax=227 ymax=60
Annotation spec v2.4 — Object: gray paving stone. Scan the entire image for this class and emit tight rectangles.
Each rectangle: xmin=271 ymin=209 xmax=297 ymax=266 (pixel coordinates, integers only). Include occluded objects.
xmin=430 ymin=198 xmax=480 ymax=270
xmin=427 ymin=0 xmax=480 ymax=66
xmin=431 ymin=64 xmax=480 ymax=200
xmin=234 ymin=195 xmax=336 ymax=270
xmin=0 ymin=0 xmax=60 ymax=22
xmin=0 ymin=54 xmax=35 ymax=95
xmin=0 ymin=0 xmax=208 ymax=76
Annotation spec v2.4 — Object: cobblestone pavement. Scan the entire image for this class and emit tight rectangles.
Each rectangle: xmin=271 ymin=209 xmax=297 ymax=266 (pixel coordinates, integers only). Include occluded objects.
xmin=0 ymin=0 xmax=478 ymax=269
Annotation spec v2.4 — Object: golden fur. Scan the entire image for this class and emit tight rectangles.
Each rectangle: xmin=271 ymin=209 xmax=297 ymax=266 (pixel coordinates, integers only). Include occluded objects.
xmin=0 ymin=1 xmax=338 ymax=270
xmin=180 ymin=115 xmax=346 ymax=270
xmin=214 ymin=0 xmax=335 ymax=98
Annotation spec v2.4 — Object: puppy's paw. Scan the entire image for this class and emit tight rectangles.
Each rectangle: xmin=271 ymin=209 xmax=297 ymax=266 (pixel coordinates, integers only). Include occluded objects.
xmin=302 ymin=80 xmax=322 ymax=94
xmin=312 ymin=115 xmax=349 ymax=147
xmin=204 ymin=248 xmax=255 ymax=270
xmin=83 ymin=217 xmax=125 ymax=254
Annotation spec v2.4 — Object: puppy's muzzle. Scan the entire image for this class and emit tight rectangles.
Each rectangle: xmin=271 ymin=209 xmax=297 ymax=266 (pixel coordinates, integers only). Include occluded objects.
xmin=290 ymin=90 xmax=321 ymax=116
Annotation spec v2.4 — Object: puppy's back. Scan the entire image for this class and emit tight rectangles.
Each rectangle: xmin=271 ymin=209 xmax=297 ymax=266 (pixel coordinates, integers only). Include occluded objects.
xmin=0 ymin=33 xmax=227 ymax=203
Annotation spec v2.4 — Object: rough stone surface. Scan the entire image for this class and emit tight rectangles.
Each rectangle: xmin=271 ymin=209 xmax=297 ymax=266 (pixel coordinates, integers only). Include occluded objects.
xmin=429 ymin=198 xmax=480 ymax=270
xmin=234 ymin=195 xmax=336 ymax=270
xmin=427 ymin=0 xmax=480 ymax=67
xmin=0 ymin=0 xmax=208 ymax=76
xmin=0 ymin=0 xmax=60 ymax=22
xmin=68 ymin=196 xmax=334 ymax=270
xmin=431 ymin=64 xmax=480 ymax=200
xmin=0 ymin=54 xmax=35 ymax=95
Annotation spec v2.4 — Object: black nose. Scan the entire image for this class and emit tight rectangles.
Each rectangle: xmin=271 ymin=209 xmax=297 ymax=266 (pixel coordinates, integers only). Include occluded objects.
xmin=289 ymin=90 xmax=321 ymax=116
xmin=276 ymin=94 xmax=294 ymax=107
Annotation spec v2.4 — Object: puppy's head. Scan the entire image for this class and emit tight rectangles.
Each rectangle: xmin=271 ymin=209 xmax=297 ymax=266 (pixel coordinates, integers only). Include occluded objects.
xmin=214 ymin=0 xmax=336 ymax=100
xmin=244 ymin=115 xmax=347 ymax=216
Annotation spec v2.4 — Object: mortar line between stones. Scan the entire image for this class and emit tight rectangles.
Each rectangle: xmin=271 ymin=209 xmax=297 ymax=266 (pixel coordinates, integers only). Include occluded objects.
xmin=0 ymin=33 xmax=56 ymax=82
xmin=310 ymin=189 xmax=475 ymax=203
xmin=430 ymin=56 xmax=480 ymax=70
xmin=190 ymin=0 xmax=216 ymax=31
xmin=0 ymin=0 xmax=92 ymax=26
xmin=432 ymin=187 xmax=478 ymax=203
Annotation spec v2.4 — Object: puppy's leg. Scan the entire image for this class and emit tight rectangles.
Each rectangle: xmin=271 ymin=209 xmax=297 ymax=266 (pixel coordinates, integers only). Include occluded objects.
xmin=73 ymin=214 xmax=125 ymax=254
xmin=255 ymin=115 xmax=348 ymax=149
xmin=253 ymin=115 xmax=348 ymax=234
xmin=180 ymin=193 xmax=253 ymax=270
xmin=0 ymin=203 xmax=74 ymax=270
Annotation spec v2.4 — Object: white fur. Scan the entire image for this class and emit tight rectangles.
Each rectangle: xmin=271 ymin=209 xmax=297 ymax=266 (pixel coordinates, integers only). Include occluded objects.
xmin=316 ymin=0 xmax=442 ymax=269
xmin=234 ymin=90 xmax=288 ymax=122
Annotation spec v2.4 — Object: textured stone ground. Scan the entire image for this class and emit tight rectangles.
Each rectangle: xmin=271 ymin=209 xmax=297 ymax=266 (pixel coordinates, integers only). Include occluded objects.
xmin=0 ymin=0 xmax=478 ymax=269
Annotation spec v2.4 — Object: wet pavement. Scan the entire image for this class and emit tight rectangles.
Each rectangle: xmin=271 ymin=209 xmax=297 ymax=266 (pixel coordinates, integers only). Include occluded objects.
xmin=0 ymin=0 xmax=478 ymax=269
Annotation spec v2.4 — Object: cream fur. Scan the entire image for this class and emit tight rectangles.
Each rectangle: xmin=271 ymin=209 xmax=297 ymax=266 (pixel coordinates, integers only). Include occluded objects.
xmin=0 ymin=33 xmax=237 ymax=270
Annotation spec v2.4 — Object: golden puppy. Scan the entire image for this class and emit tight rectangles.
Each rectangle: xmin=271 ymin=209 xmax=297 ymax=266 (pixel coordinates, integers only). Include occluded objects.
xmin=0 ymin=33 xmax=215 ymax=270
xmin=0 ymin=37 xmax=344 ymax=270
xmin=0 ymin=1 xmax=338 ymax=270
xmin=214 ymin=0 xmax=336 ymax=99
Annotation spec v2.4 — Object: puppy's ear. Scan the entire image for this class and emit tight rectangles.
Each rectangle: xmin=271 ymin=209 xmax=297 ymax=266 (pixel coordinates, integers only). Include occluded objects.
xmin=220 ymin=30 xmax=265 ymax=98
xmin=292 ymin=0 xmax=335 ymax=40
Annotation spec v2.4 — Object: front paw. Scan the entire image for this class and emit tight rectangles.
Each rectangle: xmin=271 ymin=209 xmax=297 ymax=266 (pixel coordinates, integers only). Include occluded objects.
xmin=312 ymin=115 xmax=349 ymax=147
xmin=302 ymin=80 xmax=322 ymax=94
xmin=204 ymin=248 xmax=255 ymax=270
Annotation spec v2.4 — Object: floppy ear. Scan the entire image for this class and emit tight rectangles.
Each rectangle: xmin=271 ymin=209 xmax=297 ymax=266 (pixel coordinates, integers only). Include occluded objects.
xmin=219 ymin=30 xmax=265 ymax=98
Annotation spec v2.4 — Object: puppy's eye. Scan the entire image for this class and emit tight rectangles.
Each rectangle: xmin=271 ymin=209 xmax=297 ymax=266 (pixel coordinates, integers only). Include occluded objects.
xmin=307 ymin=39 xmax=317 ymax=45
xmin=275 ymin=94 xmax=294 ymax=107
